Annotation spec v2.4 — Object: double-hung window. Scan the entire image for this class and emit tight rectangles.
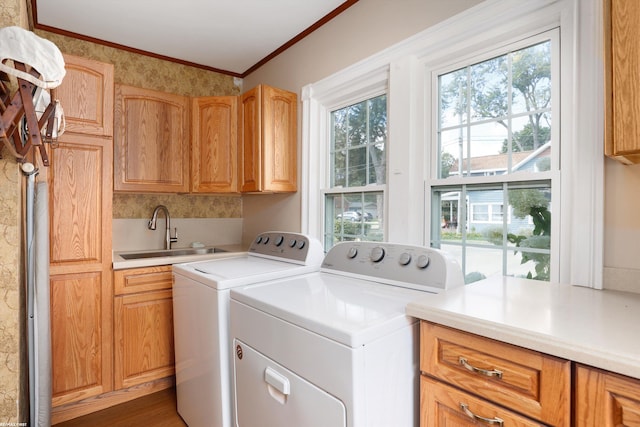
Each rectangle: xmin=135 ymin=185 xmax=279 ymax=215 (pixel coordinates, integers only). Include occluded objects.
xmin=429 ymin=31 xmax=559 ymax=283
xmin=324 ymin=94 xmax=387 ymax=249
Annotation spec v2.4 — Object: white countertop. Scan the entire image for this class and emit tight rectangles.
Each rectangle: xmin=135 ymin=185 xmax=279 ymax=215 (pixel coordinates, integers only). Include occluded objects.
xmin=112 ymin=244 xmax=245 ymax=270
xmin=406 ymin=275 xmax=640 ymax=380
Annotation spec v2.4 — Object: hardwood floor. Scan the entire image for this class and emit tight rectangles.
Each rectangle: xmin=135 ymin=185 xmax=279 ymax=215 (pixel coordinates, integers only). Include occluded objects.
xmin=53 ymin=388 xmax=187 ymax=427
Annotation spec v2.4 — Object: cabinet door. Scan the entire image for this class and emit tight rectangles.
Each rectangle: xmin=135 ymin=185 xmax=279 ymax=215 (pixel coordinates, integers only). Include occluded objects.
xmin=49 ymin=132 xmax=114 ymax=407
xmin=605 ymin=0 xmax=640 ymax=164
xmin=57 ymin=54 xmax=114 ymax=136
xmin=239 ymin=86 xmax=261 ymax=192
xmin=239 ymin=85 xmax=297 ymax=193
xmin=191 ymin=96 xmax=238 ymax=193
xmin=261 ymin=85 xmax=297 ymax=192
xmin=50 ymin=271 xmax=112 ymax=407
xmin=575 ymin=364 xmax=640 ymax=426
xmin=114 ymin=85 xmax=190 ymax=192
xmin=114 ymin=290 xmax=175 ymax=389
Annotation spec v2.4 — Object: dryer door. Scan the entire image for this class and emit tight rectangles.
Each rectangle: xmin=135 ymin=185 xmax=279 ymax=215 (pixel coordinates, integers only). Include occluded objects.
xmin=233 ymin=339 xmax=346 ymax=427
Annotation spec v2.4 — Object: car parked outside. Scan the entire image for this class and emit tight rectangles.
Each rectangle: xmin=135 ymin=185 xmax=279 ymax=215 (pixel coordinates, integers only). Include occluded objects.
xmin=336 ymin=211 xmax=361 ymax=222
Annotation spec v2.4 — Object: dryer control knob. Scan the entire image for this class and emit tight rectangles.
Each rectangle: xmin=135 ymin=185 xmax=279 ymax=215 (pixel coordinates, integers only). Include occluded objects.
xmin=370 ymin=246 xmax=385 ymax=263
xmin=262 ymin=236 xmax=270 ymax=244
xmin=347 ymin=247 xmax=358 ymax=259
xmin=275 ymin=236 xmax=284 ymax=246
xmin=416 ymin=255 xmax=430 ymax=269
xmin=297 ymin=240 xmax=306 ymax=249
xmin=289 ymin=239 xmax=297 ymax=248
xmin=398 ymin=252 xmax=412 ymax=266
xmin=255 ymin=236 xmax=263 ymax=244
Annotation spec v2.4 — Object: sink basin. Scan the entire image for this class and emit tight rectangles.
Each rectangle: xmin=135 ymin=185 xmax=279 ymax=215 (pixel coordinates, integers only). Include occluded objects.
xmin=119 ymin=247 xmax=226 ymax=260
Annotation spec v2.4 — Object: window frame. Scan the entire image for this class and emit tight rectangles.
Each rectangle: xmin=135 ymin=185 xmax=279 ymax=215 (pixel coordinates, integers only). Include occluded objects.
xmin=302 ymin=0 xmax=603 ymax=287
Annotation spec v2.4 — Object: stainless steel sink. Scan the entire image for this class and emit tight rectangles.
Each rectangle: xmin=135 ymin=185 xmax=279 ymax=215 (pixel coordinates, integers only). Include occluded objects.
xmin=119 ymin=247 xmax=226 ymax=260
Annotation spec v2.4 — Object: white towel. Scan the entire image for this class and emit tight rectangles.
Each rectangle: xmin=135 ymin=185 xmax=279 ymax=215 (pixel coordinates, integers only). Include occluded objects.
xmin=0 ymin=26 xmax=65 ymax=89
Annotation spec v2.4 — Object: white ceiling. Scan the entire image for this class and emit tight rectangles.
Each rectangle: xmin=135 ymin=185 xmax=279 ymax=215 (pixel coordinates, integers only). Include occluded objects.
xmin=33 ymin=0 xmax=354 ymax=76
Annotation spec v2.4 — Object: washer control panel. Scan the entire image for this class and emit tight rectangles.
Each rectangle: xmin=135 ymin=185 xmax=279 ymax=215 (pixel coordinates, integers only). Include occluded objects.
xmin=321 ymin=241 xmax=464 ymax=291
xmin=248 ymin=232 xmax=323 ymax=265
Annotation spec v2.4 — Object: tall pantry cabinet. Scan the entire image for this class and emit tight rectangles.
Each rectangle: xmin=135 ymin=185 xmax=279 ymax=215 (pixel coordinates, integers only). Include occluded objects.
xmin=48 ymin=54 xmax=114 ymax=421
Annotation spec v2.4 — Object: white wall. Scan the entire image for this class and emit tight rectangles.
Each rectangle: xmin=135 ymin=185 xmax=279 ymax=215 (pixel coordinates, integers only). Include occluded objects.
xmin=242 ymin=0 xmax=640 ymax=291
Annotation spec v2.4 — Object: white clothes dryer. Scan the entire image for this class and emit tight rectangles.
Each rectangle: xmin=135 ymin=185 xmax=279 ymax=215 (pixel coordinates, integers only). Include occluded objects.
xmin=230 ymin=241 xmax=464 ymax=427
xmin=172 ymin=231 xmax=323 ymax=427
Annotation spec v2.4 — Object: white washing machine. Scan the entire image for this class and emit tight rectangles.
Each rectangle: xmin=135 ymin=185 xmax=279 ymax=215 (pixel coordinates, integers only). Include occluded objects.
xmin=230 ymin=241 xmax=464 ymax=427
xmin=172 ymin=231 xmax=324 ymax=427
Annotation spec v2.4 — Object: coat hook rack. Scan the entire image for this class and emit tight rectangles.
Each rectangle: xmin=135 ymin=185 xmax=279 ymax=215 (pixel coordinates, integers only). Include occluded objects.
xmin=0 ymin=61 xmax=60 ymax=167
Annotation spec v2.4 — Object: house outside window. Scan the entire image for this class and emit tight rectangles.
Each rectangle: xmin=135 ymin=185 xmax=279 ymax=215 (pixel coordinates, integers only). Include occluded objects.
xmin=430 ymin=33 xmax=557 ymax=283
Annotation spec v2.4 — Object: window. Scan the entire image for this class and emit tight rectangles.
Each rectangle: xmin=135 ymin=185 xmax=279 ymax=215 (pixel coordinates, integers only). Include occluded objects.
xmin=324 ymin=95 xmax=387 ymax=248
xmin=430 ymin=34 xmax=557 ymax=283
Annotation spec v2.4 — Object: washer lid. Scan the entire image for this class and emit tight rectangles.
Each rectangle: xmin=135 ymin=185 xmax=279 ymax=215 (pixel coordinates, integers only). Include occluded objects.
xmin=231 ymin=272 xmax=430 ymax=347
xmin=174 ymin=255 xmax=315 ymax=290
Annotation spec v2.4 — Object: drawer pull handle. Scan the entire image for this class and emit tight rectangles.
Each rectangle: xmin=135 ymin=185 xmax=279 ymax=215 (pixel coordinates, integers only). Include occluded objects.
xmin=459 ymin=357 xmax=503 ymax=379
xmin=460 ymin=403 xmax=504 ymax=426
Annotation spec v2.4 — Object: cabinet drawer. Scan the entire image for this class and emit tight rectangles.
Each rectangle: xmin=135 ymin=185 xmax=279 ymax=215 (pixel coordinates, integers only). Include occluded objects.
xmin=113 ymin=265 xmax=173 ymax=295
xmin=420 ymin=322 xmax=570 ymax=426
xmin=421 ymin=376 xmax=544 ymax=427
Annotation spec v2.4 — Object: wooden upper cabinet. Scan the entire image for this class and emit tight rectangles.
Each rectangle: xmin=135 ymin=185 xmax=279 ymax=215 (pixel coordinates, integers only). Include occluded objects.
xmin=191 ymin=96 xmax=238 ymax=193
xmin=57 ymin=54 xmax=114 ymax=137
xmin=605 ymin=0 xmax=640 ymax=164
xmin=114 ymin=85 xmax=190 ymax=192
xmin=239 ymin=84 xmax=297 ymax=193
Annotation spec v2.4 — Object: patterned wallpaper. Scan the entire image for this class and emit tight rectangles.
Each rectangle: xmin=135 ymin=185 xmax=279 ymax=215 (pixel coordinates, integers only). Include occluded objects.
xmin=113 ymin=194 xmax=242 ymax=219
xmin=35 ymin=30 xmax=244 ymax=219
xmin=1 ymin=2 xmax=30 ymax=425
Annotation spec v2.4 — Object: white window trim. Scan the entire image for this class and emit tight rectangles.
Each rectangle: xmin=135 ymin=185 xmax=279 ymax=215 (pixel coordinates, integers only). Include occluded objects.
xmin=302 ymin=0 xmax=603 ymax=288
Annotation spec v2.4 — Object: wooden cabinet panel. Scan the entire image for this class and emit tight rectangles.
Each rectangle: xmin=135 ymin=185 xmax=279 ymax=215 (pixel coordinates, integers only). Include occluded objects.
xmin=114 ymin=290 xmax=175 ymax=389
xmin=114 ymin=85 xmax=189 ymax=192
xmin=49 ymin=133 xmax=111 ymax=267
xmin=51 ymin=271 xmax=112 ymax=406
xmin=57 ymin=54 xmax=114 ymax=137
xmin=113 ymin=265 xmax=173 ymax=295
xmin=262 ymin=85 xmax=297 ymax=192
xmin=239 ymin=84 xmax=297 ymax=193
xmin=420 ymin=322 xmax=570 ymax=426
xmin=605 ymin=0 xmax=640 ymax=163
xmin=575 ymin=364 xmax=640 ymax=426
xmin=421 ymin=376 xmax=545 ymax=427
xmin=191 ymin=96 xmax=238 ymax=193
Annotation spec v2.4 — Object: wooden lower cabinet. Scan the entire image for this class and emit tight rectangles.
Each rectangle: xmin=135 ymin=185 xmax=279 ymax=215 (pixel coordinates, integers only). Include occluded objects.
xmin=574 ymin=364 xmax=640 ymax=426
xmin=420 ymin=321 xmax=571 ymax=427
xmin=113 ymin=266 xmax=176 ymax=389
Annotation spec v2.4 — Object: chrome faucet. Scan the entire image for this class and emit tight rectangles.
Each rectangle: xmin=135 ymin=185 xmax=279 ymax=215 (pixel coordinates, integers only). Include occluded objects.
xmin=148 ymin=205 xmax=178 ymax=250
